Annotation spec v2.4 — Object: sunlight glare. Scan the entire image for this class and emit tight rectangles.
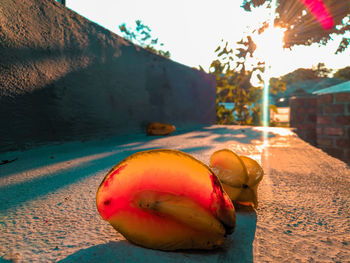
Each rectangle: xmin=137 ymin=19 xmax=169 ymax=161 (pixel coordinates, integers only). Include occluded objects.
xmin=254 ymin=26 xmax=286 ymax=66
xmin=255 ymin=27 xmax=286 ymax=135
xmin=254 ymin=126 xmax=295 ymax=137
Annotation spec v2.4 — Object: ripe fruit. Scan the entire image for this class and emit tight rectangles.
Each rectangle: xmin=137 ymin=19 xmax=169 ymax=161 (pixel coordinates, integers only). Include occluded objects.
xmin=146 ymin=122 xmax=176 ymax=136
xmin=96 ymin=149 xmax=235 ymax=250
xmin=210 ymin=149 xmax=264 ymax=208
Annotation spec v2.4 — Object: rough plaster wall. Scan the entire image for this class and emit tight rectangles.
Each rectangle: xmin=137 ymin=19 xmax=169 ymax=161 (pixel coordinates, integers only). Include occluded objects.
xmin=0 ymin=0 xmax=216 ymax=152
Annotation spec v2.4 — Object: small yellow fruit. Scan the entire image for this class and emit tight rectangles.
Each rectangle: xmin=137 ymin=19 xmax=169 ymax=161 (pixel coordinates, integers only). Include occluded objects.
xmin=210 ymin=149 xmax=264 ymax=208
xmin=209 ymin=149 xmax=248 ymax=186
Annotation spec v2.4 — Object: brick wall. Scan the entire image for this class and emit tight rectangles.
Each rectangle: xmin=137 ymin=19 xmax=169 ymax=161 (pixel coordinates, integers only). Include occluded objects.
xmin=290 ymin=95 xmax=318 ymax=145
xmin=290 ymin=93 xmax=350 ymax=163
xmin=316 ymin=92 xmax=350 ymax=163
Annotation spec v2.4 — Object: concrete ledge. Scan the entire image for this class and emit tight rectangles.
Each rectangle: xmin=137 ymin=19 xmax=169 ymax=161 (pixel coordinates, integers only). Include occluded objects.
xmin=0 ymin=125 xmax=349 ymax=262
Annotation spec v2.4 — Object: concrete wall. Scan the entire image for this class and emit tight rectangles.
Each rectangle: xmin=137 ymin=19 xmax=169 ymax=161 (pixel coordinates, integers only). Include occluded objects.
xmin=290 ymin=93 xmax=350 ymax=163
xmin=0 ymin=0 xmax=216 ymax=152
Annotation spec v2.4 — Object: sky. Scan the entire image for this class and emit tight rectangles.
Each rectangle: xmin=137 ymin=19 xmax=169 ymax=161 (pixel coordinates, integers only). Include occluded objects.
xmin=66 ymin=0 xmax=349 ymax=78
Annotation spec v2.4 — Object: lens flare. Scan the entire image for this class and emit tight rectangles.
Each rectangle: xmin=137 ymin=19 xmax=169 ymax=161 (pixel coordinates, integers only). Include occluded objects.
xmin=261 ymin=0 xmax=278 ymax=147
xmin=299 ymin=0 xmax=334 ymax=30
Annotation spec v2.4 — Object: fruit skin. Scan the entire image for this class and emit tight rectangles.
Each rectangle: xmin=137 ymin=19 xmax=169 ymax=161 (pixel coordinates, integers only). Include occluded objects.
xmin=210 ymin=149 xmax=248 ymax=201
xmin=146 ymin=122 xmax=176 ymax=136
xmin=210 ymin=149 xmax=264 ymax=208
xmin=236 ymin=156 xmax=264 ymax=207
xmin=209 ymin=149 xmax=248 ymax=187
xmin=96 ymin=149 xmax=235 ymax=250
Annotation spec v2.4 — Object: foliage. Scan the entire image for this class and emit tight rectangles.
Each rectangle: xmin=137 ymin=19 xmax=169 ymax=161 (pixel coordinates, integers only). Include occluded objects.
xmin=314 ymin=62 xmax=332 ymax=78
xmin=272 ymin=62 xmax=332 ymax=87
xmin=334 ymin=66 xmax=350 ymax=80
xmin=119 ymin=20 xmax=170 ymax=58
xmin=241 ymin=0 xmax=350 ymax=53
xmin=211 ymin=38 xmax=284 ymax=126
xmin=268 ymin=63 xmax=337 ymax=98
xmin=269 ymin=77 xmax=286 ymax=94
xmin=279 ymin=68 xmax=319 ymax=85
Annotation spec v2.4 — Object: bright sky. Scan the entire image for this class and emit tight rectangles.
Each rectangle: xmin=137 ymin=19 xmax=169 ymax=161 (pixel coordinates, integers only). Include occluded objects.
xmin=67 ymin=0 xmax=349 ymax=77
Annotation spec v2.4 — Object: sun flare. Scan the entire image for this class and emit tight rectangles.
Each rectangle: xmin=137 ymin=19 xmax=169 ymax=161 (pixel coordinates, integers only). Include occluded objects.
xmin=253 ymin=26 xmax=286 ymax=64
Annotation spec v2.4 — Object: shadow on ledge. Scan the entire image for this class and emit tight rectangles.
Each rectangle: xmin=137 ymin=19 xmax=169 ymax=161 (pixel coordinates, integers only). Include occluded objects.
xmin=58 ymin=209 xmax=257 ymax=263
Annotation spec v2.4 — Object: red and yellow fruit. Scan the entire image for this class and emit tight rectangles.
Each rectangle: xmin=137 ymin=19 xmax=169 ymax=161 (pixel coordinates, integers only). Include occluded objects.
xmin=210 ymin=149 xmax=264 ymax=208
xmin=96 ymin=149 xmax=235 ymax=250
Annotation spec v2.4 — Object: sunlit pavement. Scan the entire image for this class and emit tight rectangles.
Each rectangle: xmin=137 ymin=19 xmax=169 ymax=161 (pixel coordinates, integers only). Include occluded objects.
xmin=0 ymin=125 xmax=349 ymax=262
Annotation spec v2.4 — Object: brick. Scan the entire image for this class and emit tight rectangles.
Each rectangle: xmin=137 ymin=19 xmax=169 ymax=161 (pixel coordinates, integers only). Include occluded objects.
xmin=294 ymin=124 xmax=303 ymax=131
xmin=307 ymin=114 xmax=316 ymax=122
xmin=290 ymin=119 xmax=297 ymax=127
xmin=324 ymin=127 xmax=344 ymax=136
xmin=290 ymin=101 xmax=298 ymax=109
xmin=335 ymin=93 xmax=350 ymax=102
xmin=336 ymin=139 xmax=350 ymax=148
xmin=298 ymin=130 xmax=316 ymax=145
xmin=325 ymin=104 xmax=345 ymax=114
xmin=323 ymin=147 xmax=345 ymax=159
xmin=303 ymin=136 xmax=316 ymax=145
xmin=318 ymin=94 xmax=333 ymax=104
xmin=344 ymin=150 xmax=350 ymax=164
xmin=304 ymin=129 xmax=316 ymax=137
xmin=293 ymin=114 xmax=305 ymax=123
xmin=308 ymin=98 xmax=317 ymax=107
xmin=317 ymin=105 xmax=324 ymax=114
xmin=307 ymin=107 xmax=316 ymax=114
xmin=290 ymin=116 xmax=295 ymax=123
xmin=299 ymin=123 xmax=316 ymax=130
xmin=296 ymin=107 xmax=306 ymax=114
xmin=317 ymin=138 xmax=333 ymax=147
xmin=292 ymin=98 xmax=305 ymax=107
xmin=316 ymin=127 xmax=323 ymax=135
xmin=335 ymin=116 xmax=350 ymax=125
xmin=289 ymin=98 xmax=297 ymax=108
xmin=317 ymin=116 xmax=332 ymax=125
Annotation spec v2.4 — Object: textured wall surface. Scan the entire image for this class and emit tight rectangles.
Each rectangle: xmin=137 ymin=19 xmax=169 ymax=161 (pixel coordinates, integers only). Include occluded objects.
xmin=289 ymin=95 xmax=317 ymax=145
xmin=290 ymin=93 xmax=349 ymax=163
xmin=316 ymin=92 xmax=350 ymax=163
xmin=0 ymin=0 xmax=216 ymax=152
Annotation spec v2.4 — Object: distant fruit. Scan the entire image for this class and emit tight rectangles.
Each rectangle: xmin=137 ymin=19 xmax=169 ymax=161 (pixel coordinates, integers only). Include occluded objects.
xmin=146 ymin=122 xmax=176 ymax=136
xmin=96 ymin=149 xmax=235 ymax=250
xmin=210 ymin=149 xmax=264 ymax=208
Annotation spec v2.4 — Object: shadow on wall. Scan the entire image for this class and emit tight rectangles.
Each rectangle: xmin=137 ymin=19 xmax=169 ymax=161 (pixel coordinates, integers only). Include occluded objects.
xmin=0 ymin=44 xmax=215 ymax=153
xmin=58 ymin=209 xmax=257 ymax=263
xmin=0 ymin=44 xmax=145 ymax=151
xmin=0 ymin=0 xmax=215 ymax=153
